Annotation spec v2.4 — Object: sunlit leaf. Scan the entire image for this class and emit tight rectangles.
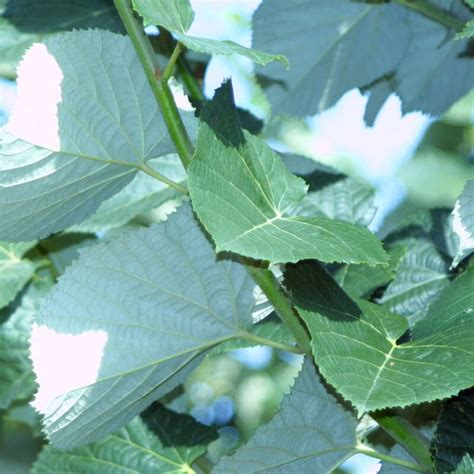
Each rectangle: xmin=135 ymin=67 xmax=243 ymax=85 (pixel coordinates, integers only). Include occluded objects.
xmin=188 ymin=81 xmax=387 ymax=265
xmin=31 ymin=204 xmax=260 ymax=448
xmin=214 ymin=359 xmax=357 ymax=473
xmin=0 ymin=29 xmax=196 ymax=241
xmin=452 ymin=179 xmax=474 ymax=267
xmin=285 ymin=263 xmax=474 ymax=413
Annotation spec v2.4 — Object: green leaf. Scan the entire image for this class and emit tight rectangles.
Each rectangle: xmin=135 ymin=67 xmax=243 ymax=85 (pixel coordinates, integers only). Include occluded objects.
xmin=132 ymin=0 xmax=287 ymax=67
xmin=382 ymin=208 xmax=457 ymax=260
xmin=32 ymin=409 xmax=216 ymax=473
xmin=456 ymin=20 xmax=474 ymax=38
xmin=40 ymin=233 xmax=97 ymax=275
xmin=0 ymin=279 xmax=51 ymax=409
xmin=0 ymin=0 xmax=123 ymax=78
xmin=454 ymin=455 xmax=474 ymax=474
xmin=452 ymin=179 xmax=474 ymax=267
xmin=0 ymin=29 xmax=196 ymax=241
xmin=188 ymin=81 xmax=388 ymax=265
xmin=71 ymin=155 xmax=186 ymax=233
xmin=0 ymin=241 xmax=36 ymax=309
xmin=253 ymin=0 xmax=474 ymax=120
xmin=30 ymin=203 xmax=261 ymax=449
xmin=289 ymin=177 xmax=377 ymax=227
xmin=432 ymin=391 xmax=474 ymax=473
xmin=285 ymin=263 xmax=474 ymax=413
xmin=132 ymin=0 xmax=194 ymax=33
xmin=214 ymin=359 xmax=357 ymax=473
xmin=142 ymin=403 xmax=217 ymax=462
xmin=334 ymin=245 xmax=405 ymax=299
xmin=379 ymin=240 xmax=451 ymax=326
xmin=379 ymin=445 xmax=417 ymax=473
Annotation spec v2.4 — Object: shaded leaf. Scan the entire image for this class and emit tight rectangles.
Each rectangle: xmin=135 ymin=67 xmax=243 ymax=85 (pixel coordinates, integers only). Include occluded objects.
xmin=285 ymin=263 xmax=474 ymax=413
xmin=0 ymin=279 xmax=51 ymax=409
xmin=32 ymin=411 xmax=215 ymax=473
xmin=432 ymin=390 xmax=474 ymax=473
xmin=334 ymin=245 xmax=405 ymax=299
xmin=31 ymin=204 xmax=261 ymax=449
xmin=253 ymin=0 xmax=474 ymax=119
xmin=379 ymin=240 xmax=451 ymax=326
xmin=379 ymin=445 xmax=418 ymax=473
xmin=214 ymin=359 xmax=357 ymax=473
xmin=0 ymin=29 xmax=196 ymax=241
xmin=452 ymin=179 xmax=474 ymax=267
xmin=132 ymin=0 xmax=286 ymax=67
xmin=289 ymin=177 xmax=377 ymax=227
xmin=0 ymin=0 xmax=123 ymax=78
xmin=188 ymin=81 xmax=387 ymax=265
xmin=0 ymin=241 xmax=36 ymax=309
xmin=71 ymin=155 xmax=186 ymax=233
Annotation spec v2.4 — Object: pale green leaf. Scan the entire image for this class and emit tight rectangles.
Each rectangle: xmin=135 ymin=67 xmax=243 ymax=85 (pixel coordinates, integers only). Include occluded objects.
xmin=454 ymin=455 xmax=474 ymax=474
xmin=0 ymin=241 xmax=36 ymax=309
xmin=188 ymin=81 xmax=388 ymax=265
xmin=31 ymin=203 xmax=260 ymax=449
xmin=71 ymin=155 xmax=186 ymax=233
xmin=32 ymin=409 xmax=216 ymax=473
xmin=285 ymin=263 xmax=474 ymax=413
xmin=432 ymin=391 xmax=474 ymax=473
xmin=456 ymin=20 xmax=474 ymax=38
xmin=452 ymin=179 xmax=474 ymax=267
xmin=0 ymin=29 xmax=196 ymax=241
xmin=214 ymin=359 xmax=357 ymax=473
xmin=289 ymin=177 xmax=377 ymax=227
xmin=379 ymin=240 xmax=451 ymax=326
xmin=334 ymin=245 xmax=405 ymax=299
xmin=0 ymin=0 xmax=123 ymax=78
xmin=175 ymin=34 xmax=288 ymax=67
xmin=0 ymin=279 xmax=51 ymax=409
xmin=132 ymin=0 xmax=287 ymax=67
xmin=379 ymin=445 xmax=417 ymax=473
xmin=132 ymin=0 xmax=194 ymax=33
xmin=253 ymin=0 xmax=474 ymax=120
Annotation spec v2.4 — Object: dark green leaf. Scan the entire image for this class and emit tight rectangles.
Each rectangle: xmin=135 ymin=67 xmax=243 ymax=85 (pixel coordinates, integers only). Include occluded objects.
xmin=285 ymin=263 xmax=474 ymax=413
xmin=214 ymin=359 xmax=357 ymax=473
xmin=32 ymin=410 xmax=215 ymax=473
xmin=432 ymin=390 xmax=474 ymax=473
xmin=0 ymin=279 xmax=51 ymax=409
xmin=188 ymin=81 xmax=388 ymax=265
xmin=0 ymin=241 xmax=36 ymax=309
xmin=334 ymin=245 xmax=405 ymax=299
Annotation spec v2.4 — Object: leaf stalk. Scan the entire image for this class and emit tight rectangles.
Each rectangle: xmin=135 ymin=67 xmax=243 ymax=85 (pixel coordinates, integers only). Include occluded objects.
xmin=356 ymin=443 xmax=431 ymax=472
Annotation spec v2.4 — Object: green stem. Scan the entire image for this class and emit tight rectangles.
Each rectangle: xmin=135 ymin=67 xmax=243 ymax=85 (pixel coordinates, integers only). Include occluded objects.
xmin=162 ymin=42 xmax=185 ymax=81
xmin=193 ymin=454 xmax=213 ymax=474
xmin=177 ymin=56 xmax=205 ymax=102
xmin=113 ymin=0 xmax=194 ymax=169
xmin=240 ymin=331 xmax=304 ymax=354
xmin=140 ymin=163 xmax=188 ymax=194
xmin=394 ymin=0 xmax=465 ymax=31
xmin=356 ymin=443 xmax=431 ymax=472
xmin=245 ymin=265 xmax=312 ymax=354
xmin=371 ymin=412 xmax=434 ymax=470
xmin=115 ymin=0 xmax=310 ymax=356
